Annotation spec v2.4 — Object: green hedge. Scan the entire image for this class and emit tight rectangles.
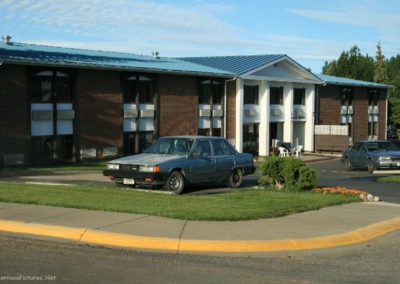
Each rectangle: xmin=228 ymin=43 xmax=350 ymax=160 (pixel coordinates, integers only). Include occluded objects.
xmin=258 ymin=156 xmax=318 ymax=191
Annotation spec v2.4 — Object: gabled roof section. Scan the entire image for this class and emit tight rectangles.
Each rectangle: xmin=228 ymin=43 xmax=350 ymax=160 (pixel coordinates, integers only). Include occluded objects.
xmin=180 ymin=54 xmax=323 ymax=84
xmin=315 ymin=74 xmax=395 ymax=89
xmin=0 ymin=41 xmax=233 ymax=77
xmin=180 ymin=54 xmax=285 ymax=75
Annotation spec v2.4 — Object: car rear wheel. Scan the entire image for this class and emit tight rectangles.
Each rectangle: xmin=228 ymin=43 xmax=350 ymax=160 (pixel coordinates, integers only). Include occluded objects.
xmin=164 ymin=171 xmax=185 ymax=194
xmin=227 ymin=168 xmax=243 ymax=188
xmin=345 ymin=159 xmax=353 ymax=171
xmin=367 ymin=160 xmax=375 ymax=174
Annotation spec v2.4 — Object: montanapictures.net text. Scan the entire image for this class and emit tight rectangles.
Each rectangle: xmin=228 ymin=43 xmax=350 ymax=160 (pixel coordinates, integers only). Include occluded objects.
xmin=1 ymin=275 xmax=56 ymax=281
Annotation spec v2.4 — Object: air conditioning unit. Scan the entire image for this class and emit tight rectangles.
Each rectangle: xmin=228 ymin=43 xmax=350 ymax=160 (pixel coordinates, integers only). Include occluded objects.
xmin=271 ymin=109 xmax=281 ymax=116
xmin=347 ymin=106 xmax=353 ymax=115
xmin=140 ymin=109 xmax=154 ymax=118
xmin=57 ymin=110 xmax=75 ymax=120
xmin=124 ymin=109 xmax=138 ymax=118
xmin=368 ymin=106 xmax=374 ymax=114
xmin=212 ymin=109 xmax=224 ymax=117
xmin=373 ymin=106 xmax=379 ymax=114
xmin=199 ymin=109 xmax=211 ymax=117
xmin=340 ymin=106 xmax=348 ymax=114
xmin=245 ymin=109 xmax=256 ymax=117
xmin=295 ymin=109 xmax=305 ymax=117
xmin=31 ymin=110 xmax=52 ymax=121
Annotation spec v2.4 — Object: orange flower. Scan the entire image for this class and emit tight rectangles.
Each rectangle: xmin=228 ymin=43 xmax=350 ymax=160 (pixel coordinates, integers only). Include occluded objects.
xmin=312 ymin=186 xmax=367 ymax=196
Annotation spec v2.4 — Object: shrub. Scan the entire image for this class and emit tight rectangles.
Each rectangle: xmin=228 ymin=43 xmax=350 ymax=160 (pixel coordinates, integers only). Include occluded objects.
xmin=258 ymin=156 xmax=318 ymax=191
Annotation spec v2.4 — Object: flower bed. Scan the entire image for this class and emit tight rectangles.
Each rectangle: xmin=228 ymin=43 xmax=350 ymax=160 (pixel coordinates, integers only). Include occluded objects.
xmin=312 ymin=187 xmax=367 ymax=196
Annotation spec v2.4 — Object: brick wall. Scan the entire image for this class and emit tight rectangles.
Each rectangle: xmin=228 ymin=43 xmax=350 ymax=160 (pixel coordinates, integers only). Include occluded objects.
xmin=0 ymin=64 xmax=30 ymax=165
xmin=317 ymin=85 xmax=340 ymax=125
xmin=75 ymin=69 xmax=123 ymax=159
xmin=158 ymin=75 xmax=198 ymax=136
xmin=352 ymin=88 xmax=368 ymax=141
xmin=226 ymin=80 xmax=236 ymax=141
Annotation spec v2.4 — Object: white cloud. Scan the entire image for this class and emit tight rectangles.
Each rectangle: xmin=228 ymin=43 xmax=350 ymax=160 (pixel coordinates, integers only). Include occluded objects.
xmin=288 ymin=4 xmax=400 ymax=45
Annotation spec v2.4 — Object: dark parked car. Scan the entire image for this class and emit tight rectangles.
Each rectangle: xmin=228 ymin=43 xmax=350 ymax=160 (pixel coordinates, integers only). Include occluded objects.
xmin=103 ymin=136 xmax=256 ymax=194
xmin=341 ymin=140 xmax=400 ymax=173
xmin=387 ymin=129 xmax=399 ymax=139
xmin=390 ymin=139 xmax=400 ymax=148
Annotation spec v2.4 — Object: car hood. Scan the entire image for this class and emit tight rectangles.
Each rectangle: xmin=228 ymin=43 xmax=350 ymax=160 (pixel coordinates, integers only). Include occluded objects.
xmin=108 ymin=153 xmax=183 ymax=166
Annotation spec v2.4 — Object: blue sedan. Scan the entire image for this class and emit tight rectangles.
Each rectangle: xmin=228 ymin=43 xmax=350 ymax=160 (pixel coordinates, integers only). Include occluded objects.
xmin=341 ymin=140 xmax=400 ymax=173
xmin=103 ymin=136 xmax=255 ymax=194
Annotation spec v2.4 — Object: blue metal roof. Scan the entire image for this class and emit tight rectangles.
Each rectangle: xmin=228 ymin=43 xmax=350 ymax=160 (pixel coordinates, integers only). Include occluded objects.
xmin=0 ymin=41 xmax=233 ymax=77
xmin=180 ymin=54 xmax=286 ymax=75
xmin=315 ymin=73 xmax=394 ymax=89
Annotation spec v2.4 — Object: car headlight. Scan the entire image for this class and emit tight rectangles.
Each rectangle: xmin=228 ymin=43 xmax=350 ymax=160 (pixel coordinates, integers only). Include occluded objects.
xmin=139 ymin=165 xmax=160 ymax=173
xmin=107 ymin=164 xmax=119 ymax=170
xmin=377 ymin=156 xmax=391 ymax=161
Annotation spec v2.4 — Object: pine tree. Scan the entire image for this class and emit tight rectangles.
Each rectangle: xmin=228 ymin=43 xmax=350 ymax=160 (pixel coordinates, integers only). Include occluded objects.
xmin=374 ymin=42 xmax=388 ymax=83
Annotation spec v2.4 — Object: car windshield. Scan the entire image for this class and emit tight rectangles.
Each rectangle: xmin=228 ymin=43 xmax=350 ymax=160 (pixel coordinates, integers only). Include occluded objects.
xmin=367 ymin=141 xmax=399 ymax=152
xmin=144 ymin=137 xmax=194 ymax=156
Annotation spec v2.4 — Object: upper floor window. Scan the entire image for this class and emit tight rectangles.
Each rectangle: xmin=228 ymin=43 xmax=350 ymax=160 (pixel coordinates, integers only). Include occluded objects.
xmin=368 ymin=89 xmax=380 ymax=106
xmin=31 ymin=70 xmax=72 ymax=102
xmin=244 ymin=85 xmax=259 ymax=105
xmin=340 ymin=87 xmax=354 ymax=106
xmin=123 ymin=75 xmax=154 ymax=104
xmin=270 ymin=87 xmax=283 ymax=105
xmin=293 ymin=88 xmax=305 ymax=105
xmin=199 ymin=80 xmax=222 ymax=105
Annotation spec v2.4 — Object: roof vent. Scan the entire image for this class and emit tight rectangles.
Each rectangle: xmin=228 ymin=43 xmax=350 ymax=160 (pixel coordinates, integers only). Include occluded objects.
xmin=2 ymin=35 xmax=11 ymax=43
xmin=151 ymin=51 xmax=159 ymax=58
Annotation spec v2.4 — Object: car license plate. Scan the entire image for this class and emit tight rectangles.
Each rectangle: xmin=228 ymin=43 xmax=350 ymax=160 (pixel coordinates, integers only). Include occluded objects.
xmin=123 ymin=178 xmax=135 ymax=185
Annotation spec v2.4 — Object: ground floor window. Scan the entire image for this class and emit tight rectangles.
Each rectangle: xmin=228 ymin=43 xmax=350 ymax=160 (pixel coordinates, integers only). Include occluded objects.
xmin=124 ymin=131 xmax=153 ymax=155
xmin=368 ymin=115 xmax=378 ymax=140
xmin=243 ymin=124 xmax=259 ymax=156
xmin=197 ymin=128 xmax=221 ymax=137
xmin=31 ymin=135 xmax=73 ymax=165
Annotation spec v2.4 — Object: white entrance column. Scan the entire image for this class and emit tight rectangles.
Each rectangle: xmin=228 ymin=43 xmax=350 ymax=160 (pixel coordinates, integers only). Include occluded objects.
xmin=283 ymin=83 xmax=293 ymax=144
xmin=235 ymin=79 xmax=244 ymax=152
xmin=259 ymin=81 xmax=269 ymax=156
xmin=304 ymin=85 xmax=315 ymax=152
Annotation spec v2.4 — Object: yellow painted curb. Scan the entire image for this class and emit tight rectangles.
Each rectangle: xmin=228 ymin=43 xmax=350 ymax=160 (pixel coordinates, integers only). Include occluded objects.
xmin=0 ymin=220 xmax=85 ymax=240
xmin=1 ymin=217 xmax=399 ymax=253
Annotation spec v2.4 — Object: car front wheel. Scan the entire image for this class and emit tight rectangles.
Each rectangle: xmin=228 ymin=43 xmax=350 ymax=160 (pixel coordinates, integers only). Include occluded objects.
xmin=227 ymin=168 xmax=243 ymax=188
xmin=345 ymin=159 xmax=353 ymax=171
xmin=164 ymin=171 xmax=185 ymax=194
xmin=367 ymin=160 xmax=375 ymax=174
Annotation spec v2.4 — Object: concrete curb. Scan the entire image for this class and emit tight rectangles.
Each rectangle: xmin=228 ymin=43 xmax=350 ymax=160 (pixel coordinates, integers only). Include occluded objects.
xmin=1 ymin=217 xmax=400 ymax=254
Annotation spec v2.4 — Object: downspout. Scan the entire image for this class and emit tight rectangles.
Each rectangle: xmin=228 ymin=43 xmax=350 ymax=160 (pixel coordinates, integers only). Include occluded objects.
xmin=224 ymin=77 xmax=237 ymax=138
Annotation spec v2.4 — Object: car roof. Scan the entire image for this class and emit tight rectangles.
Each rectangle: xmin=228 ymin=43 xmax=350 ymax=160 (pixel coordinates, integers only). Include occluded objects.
xmin=160 ymin=136 xmax=224 ymax=140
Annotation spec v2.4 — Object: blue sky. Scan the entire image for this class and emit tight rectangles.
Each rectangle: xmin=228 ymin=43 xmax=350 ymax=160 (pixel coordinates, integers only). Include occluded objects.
xmin=1 ymin=0 xmax=399 ymax=73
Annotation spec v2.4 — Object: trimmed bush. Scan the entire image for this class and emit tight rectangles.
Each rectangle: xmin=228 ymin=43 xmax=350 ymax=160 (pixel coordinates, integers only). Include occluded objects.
xmin=259 ymin=156 xmax=318 ymax=191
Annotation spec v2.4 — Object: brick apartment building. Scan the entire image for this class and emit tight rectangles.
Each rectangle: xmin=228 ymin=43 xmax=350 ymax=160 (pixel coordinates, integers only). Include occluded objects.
xmin=314 ymin=74 xmax=393 ymax=152
xmin=0 ymin=37 xmax=394 ymax=166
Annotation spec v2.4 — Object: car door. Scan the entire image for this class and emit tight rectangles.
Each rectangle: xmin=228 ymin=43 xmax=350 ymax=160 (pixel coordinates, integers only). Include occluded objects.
xmin=211 ymin=139 xmax=235 ymax=180
xmin=356 ymin=143 xmax=368 ymax=168
xmin=188 ymin=139 xmax=216 ymax=182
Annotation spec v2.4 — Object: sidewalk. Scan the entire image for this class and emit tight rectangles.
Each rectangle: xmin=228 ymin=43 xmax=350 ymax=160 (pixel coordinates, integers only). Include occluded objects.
xmin=0 ymin=201 xmax=399 ymax=256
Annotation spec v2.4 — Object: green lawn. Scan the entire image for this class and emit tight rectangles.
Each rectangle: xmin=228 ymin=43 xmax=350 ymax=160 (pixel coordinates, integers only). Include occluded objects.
xmin=0 ymin=182 xmax=361 ymax=221
xmin=377 ymin=175 xmax=400 ymax=183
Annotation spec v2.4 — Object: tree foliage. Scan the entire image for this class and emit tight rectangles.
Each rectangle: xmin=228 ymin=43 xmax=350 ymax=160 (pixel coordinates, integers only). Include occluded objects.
xmin=258 ymin=157 xmax=318 ymax=191
xmin=323 ymin=44 xmax=400 ymax=128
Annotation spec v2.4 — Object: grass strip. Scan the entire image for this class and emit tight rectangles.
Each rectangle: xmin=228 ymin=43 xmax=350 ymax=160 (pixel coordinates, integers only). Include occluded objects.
xmin=0 ymin=182 xmax=361 ymax=221
xmin=377 ymin=175 xmax=400 ymax=183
